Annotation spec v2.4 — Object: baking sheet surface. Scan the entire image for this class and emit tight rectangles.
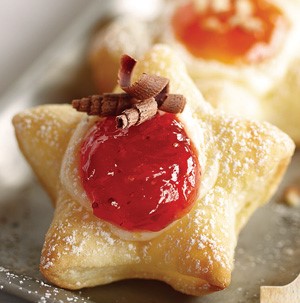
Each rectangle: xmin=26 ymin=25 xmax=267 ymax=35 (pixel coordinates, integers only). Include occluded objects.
xmin=0 ymin=1 xmax=299 ymax=302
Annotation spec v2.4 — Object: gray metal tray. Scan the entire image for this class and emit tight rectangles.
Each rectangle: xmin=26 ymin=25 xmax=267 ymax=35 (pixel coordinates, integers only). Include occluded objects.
xmin=0 ymin=1 xmax=299 ymax=302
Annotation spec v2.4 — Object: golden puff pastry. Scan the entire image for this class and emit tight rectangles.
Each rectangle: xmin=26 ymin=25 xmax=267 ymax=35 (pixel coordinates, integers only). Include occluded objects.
xmin=13 ymin=45 xmax=294 ymax=296
xmin=89 ymin=0 xmax=300 ymax=145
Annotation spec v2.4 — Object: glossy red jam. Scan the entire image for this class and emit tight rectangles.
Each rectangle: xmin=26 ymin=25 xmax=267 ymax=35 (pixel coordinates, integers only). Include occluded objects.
xmin=172 ymin=0 xmax=288 ymax=64
xmin=79 ymin=114 xmax=201 ymax=232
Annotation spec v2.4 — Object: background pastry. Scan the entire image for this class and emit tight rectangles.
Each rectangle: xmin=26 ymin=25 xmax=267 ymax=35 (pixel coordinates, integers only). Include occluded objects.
xmin=89 ymin=17 xmax=153 ymax=93
xmin=13 ymin=45 xmax=294 ymax=296
xmin=89 ymin=0 xmax=300 ymax=144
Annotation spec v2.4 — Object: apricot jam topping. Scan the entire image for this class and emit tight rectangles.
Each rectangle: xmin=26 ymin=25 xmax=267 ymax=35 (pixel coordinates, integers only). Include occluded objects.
xmin=171 ymin=0 xmax=288 ymax=64
xmin=80 ymin=114 xmax=201 ymax=232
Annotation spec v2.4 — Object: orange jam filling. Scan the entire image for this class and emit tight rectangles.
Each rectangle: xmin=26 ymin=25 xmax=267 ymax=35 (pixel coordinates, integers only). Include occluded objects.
xmin=171 ymin=0 xmax=289 ymax=64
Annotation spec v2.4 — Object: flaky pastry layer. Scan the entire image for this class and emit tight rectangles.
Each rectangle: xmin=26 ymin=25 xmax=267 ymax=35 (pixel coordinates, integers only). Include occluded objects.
xmin=13 ymin=45 xmax=294 ymax=296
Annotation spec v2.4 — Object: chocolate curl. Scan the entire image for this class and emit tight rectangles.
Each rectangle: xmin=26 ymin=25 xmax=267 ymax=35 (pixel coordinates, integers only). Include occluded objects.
xmin=158 ymin=94 xmax=186 ymax=113
xmin=118 ymin=54 xmax=169 ymax=100
xmin=102 ymin=93 xmax=135 ymax=115
xmin=72 ymin=98 xmax=91 ymax=112
xmin=116 ymin=98 xmax=158 ymax=129
xmin=118 ymin=55 xmax=137 ymax=88
xmin=72 ymin=94 xmax=134 ymax=116
xmin=72 ymin=54 xmax=187 ymax=129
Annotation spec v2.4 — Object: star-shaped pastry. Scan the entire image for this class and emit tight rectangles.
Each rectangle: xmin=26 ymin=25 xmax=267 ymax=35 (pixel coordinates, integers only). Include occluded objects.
xmin=13 ymin=45 xmax=294 ymax=296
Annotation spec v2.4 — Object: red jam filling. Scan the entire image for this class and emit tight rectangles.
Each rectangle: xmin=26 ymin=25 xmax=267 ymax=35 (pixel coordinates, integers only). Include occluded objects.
xmin=171 ymin=0 xmax=288 ymax=64
xmin=79 ymin=114 xmax=201 ymax=232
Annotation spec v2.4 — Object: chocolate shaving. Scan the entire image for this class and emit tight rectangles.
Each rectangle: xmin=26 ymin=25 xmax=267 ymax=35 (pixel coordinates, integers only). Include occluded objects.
xmin=101 ymin=93 xmax=135 ymax=115
xmin=157 ymin=94 xmax=186 ymax=114
xmin=116 ymin=98 xmax=158 ymax=129
xmin=118 ymin=54 xmax=170 ymax=100
xmin=125 ymin=73 xmax=169 ymax=100
xmin=72 ymin=54 xmax=186 ymax=129
xmin=72 ymin=94 xmax=134 ymax=116
xmin=117 ymin=55 xmax=137 ymax=89
xmin=116 ymin=109 xmax=139 ymax=130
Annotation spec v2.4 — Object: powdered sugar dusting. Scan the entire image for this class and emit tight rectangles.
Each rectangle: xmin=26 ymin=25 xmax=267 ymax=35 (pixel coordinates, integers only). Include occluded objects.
xmin=12 ymin=104 xmax=83 ymax=202
xmin=15 ymin=107 xmax=64 ymax=151
xmin=0 ymin=266 xmax=92 ymax=302
xmin=13 ymin=45 xmax=295 ymax=296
